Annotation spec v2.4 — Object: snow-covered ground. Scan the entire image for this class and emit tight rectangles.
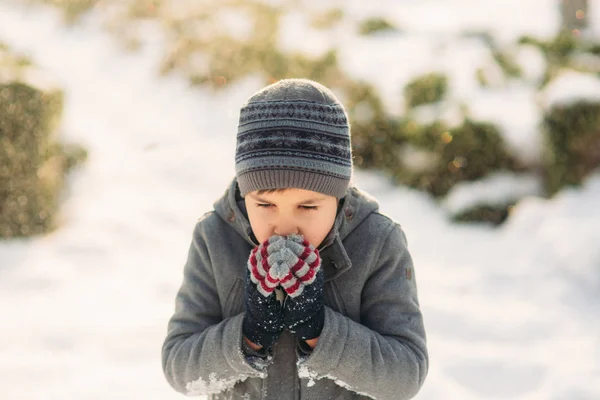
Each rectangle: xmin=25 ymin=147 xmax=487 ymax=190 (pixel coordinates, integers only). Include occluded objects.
xmin=0 ymin=1 xmax=599 ymax=399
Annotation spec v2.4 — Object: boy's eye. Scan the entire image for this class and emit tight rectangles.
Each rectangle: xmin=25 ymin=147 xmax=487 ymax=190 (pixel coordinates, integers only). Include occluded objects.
xmin=256 ymin=203 xmax=317 ymax=210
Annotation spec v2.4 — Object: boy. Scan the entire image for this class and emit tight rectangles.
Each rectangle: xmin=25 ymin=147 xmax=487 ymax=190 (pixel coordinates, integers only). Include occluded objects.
xmin=162 ymin=79 xmax=428 ymax=399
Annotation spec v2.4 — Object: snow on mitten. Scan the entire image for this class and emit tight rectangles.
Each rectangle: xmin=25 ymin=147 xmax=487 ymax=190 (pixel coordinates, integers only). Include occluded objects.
xmin=283 ymin=266 xmax=325 ymax=341
xmin=279 ymin=235 xmax=324 ymax=340
xmin=242 ymin=239 xmax=284 ymax=349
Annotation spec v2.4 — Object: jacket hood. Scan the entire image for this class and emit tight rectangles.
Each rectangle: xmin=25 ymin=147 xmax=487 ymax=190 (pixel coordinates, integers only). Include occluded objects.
xmin=213 ymin=177 xmax=380 ymax=250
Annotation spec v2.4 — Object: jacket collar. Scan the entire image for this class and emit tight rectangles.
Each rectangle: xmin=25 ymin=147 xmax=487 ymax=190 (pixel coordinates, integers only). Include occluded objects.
xmin=213 ymin=177 xmax=380 ymax=280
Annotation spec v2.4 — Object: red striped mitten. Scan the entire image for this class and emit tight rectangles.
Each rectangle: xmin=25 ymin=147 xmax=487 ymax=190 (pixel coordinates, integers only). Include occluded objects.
xmin=247 ymin=236 xmax=286 ymax=297
xmin=268 ymin=234 xmax=321 ymax=298
xmin=243 ymin=238 xmax=285 ymax=349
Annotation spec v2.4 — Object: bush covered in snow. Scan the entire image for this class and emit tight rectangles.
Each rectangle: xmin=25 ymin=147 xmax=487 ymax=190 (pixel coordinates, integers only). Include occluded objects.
xmin=543 ymin=100 xmax=600 ymax=195
xmin=339 ymin=81 xmax=522 ymax=203
xmin=0 ymin=44 xmax=86 ymax=238
xmin=519 ymin=31 xmax=600 ymax=86
xmin=402 ymin=119 xmax=522 ymax=197
xmin=25 ymin=0 xmax=600 ymax=226
xmin=358 ymin=17 xmax=398 ymax=36
xmin=404 ymin=72 xmax=449 ymax=109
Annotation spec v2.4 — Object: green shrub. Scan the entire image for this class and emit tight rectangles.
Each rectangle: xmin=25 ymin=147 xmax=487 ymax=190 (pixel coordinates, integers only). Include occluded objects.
xmin=517 ymin=31 xmax=598 ymax=86
xmin=475 ymin=68 xmax=490 ymax=87
xmin=589 ymin=44 xmax=600 ymax=55
xmin=0 ymin=47 xmax=86 ymax=238
xmin=340 ymin=81 xmax=404 ymax=171
xmin=358 ymin=17 xmax=398 ymax=35
xmin=464 ymin=32 xmax=522 ymax=84
xmin=157 ymin=2 xmax=346 ymax=88
xmin=0 ymin=143 xmax=85 ymax=238
xmin=542 ymin=100 xmax=600 ymax=195
xmin=404 ymin=73 xmax=448 ymax=109
xmin=399 ymin=119 xmax=520 ymax=197
xmin=491 ymin=49 xmax=522 ymax=79
xmin=41 ymin=0 xmax=600 ymax=227
xmin=348 ymin=93 xmax=521 ymax=198
xmin=452 ymin=203 xmax=514 ymax=226
xmin=519 ymin=31 xmax=578 ymax=67
xmin=338 ymin=75 xmax=520 ymax=199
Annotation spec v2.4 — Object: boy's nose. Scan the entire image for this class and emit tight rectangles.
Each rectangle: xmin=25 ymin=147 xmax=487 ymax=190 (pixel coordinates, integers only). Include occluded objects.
xmin=274 ymin=222 xmax=298 ymax=237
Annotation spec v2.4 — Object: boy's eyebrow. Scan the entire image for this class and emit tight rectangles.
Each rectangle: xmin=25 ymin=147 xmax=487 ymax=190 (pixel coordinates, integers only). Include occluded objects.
xmin=248 ymin=193 xmax=327 ymax=205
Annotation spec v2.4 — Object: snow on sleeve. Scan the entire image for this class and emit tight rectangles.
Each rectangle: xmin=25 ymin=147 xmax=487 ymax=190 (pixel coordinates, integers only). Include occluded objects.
xmin=442 ymin=172 xmax=544 ymax=215
xmin=540 ymin=71 xmax=600 ymax=107
xmin=297 ymin=364 xmax=378 ymax=400
xmin=186 ymin=372 xmax=256 ymax=396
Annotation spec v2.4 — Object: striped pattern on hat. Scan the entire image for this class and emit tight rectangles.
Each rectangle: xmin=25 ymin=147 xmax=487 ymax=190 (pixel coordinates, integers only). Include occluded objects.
xmin=235 ymin=79 xmax=353 ymax=198
xmin=248 ymin=234 xmax=321 ymax=298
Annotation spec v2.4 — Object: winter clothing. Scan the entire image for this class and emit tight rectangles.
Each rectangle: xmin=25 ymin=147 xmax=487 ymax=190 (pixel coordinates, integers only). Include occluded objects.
xmin=162 ymin=178 xmax=429 ymax=400
xmin=245 ymin=234 xmax=325 ymax=346
xmin=249 ymin=234 xmax=321 ymax=298
xmin=247 ymin=237 xmax=280 ymax=297
xmin=283 ymin=267 xmax=325 ymax=341
xmin=235 ymin=79 xmax=353 ymax=198
xmin=242 ymin=248 xmax=284 ymax=350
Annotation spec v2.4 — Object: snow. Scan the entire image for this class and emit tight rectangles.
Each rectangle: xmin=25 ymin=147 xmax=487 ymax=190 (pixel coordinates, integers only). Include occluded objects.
xmin=213 ymin=8 xmax=255 ymax=42
xmin=278 ymin=10 xmax=337 ymax=58
xmin=186 ymin=372 xmax=253 ymax=396
xmin=442 ymin=172 xmax=544 ymax=215
xmin=333 ymin=379 xmax=377 ymax=400
xmin=298 ymin=363 xmax=384 ymax=399
xmin=297 ymin=364 xmax=317 ymax=387
xmin=277 ymin=2 xmax=551 ymax=168
xmin=468 ymin=86 xmax=543 ymax=166
xmin=0 ymin=1 xmax=599 ymax=400
xmin=296 ymin=0 xmax=561 ymax=42
xmin=410 ymin=101 xmax=465 ymax=128
xmin=540 ymin=70 xmax=600 ymax=107
xmin=513 ymin=44 xmax=547 ymax=85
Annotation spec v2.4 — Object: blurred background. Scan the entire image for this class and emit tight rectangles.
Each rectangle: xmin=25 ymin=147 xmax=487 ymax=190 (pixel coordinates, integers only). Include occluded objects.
xmin=0 ymin=0 xmax=599 ymax=399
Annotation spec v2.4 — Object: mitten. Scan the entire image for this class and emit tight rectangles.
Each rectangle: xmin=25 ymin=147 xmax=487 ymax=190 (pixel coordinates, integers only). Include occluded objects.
xmin=279 ymin=235 xmax=325 ymax=341
xmin=267 ymin=235 xmax=321 ymax=298
xmin=242 ymin=238 xmax=284 ymax=350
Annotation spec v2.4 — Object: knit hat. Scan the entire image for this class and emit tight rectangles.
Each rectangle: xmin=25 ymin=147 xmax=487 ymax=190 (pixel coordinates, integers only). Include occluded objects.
xmin=235 ymin=78 xmax=353 ymax=198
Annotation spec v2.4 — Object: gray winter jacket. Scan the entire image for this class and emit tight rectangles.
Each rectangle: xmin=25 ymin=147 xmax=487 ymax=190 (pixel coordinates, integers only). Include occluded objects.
xmin=162 ymin=178 xmax=428 ymax=399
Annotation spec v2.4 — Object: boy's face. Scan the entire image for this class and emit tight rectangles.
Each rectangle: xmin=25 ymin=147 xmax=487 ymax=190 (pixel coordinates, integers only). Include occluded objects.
xmin=244 ymin=188 xmax=338 ymax=248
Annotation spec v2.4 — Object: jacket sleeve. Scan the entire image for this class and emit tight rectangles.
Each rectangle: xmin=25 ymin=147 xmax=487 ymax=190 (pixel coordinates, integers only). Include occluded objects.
xmin=297 ymin=223 xmax=428 ymax=400
xmin=161 ymin=219 xmax=266 ymax=396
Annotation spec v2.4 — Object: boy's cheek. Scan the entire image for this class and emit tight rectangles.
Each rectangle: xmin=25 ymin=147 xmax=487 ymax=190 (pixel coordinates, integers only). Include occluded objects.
xmin=246 ymin=216 xmax=267 ymax=244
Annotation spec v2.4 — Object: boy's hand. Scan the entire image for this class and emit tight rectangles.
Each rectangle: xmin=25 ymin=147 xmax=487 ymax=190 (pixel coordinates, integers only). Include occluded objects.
xmin=242 ymin=239 xmax=284 ymax=350
xmin=279 ymin=237 xmax=325 ymax=341
xmin=283 ymin=267 xmax=324 ymax=341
